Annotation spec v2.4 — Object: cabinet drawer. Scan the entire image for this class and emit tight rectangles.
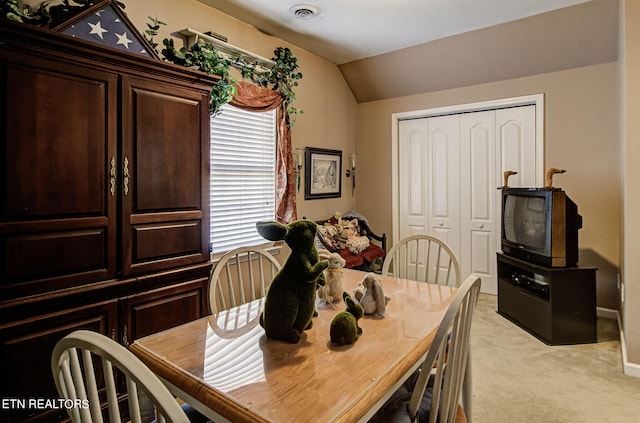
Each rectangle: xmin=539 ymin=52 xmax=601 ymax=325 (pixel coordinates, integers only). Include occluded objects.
xmin=120 ymin=278 xmax=206 ymax=345
xmin=498 ymin=279 xmax=552 ymax=341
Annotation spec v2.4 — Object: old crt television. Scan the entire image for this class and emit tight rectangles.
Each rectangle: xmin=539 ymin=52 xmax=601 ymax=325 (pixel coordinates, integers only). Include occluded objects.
xmin=501 ymin=188 xmax=582 ymax=267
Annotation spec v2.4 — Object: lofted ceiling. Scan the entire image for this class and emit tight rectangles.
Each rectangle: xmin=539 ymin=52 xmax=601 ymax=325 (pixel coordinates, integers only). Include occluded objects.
xmin=197 ymin=0 xmax=590 ymax=65
xmin=198 ymin=0 xmax=618 ymax=102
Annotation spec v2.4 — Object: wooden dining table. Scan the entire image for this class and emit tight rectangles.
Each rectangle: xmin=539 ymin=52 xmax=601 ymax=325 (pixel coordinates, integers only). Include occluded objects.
xmin=130 ymin=269 xmax=457 ymax=423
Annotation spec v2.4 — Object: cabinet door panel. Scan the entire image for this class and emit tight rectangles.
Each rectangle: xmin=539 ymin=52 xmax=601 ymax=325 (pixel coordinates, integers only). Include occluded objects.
xmin=121 ymin=76 xmax=210 ymax=275
xmin=1 ymin=54 xmax=118 ymax=296
xmin=4 ymin=67 xmax=109 ymax=217
xmin=0 ymin=300 xmax=117 ymax=423
xmin=133 ymin=220 xmax=202 ymax=261
xmin=121 ymin=279 xmax=205 ymax=345
xmin=3 ymin=228 xmax=107 ymax=282
xmin=133 ymin=90 xmax=203 ymax=211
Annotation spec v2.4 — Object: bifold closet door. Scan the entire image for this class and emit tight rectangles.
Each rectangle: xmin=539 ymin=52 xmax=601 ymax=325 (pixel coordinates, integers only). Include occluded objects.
xmin=398 ymin=105 xmax=536 ymax=294
xmin=398 ymin=115 xmax=460 ymax=277
xmin=460 ymin=110 xmax=497 ymax=294
xmin=459 ymin=106 xmax=536 ymax=294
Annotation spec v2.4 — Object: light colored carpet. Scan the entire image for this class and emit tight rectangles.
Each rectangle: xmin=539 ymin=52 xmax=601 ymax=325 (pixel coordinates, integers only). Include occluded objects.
xmin=470 ymin=293 xmax=640 ymax=423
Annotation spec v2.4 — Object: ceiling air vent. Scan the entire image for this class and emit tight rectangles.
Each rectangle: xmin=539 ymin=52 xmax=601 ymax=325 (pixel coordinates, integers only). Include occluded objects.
xmin=290 ymin=4 xmax=319 ymax=19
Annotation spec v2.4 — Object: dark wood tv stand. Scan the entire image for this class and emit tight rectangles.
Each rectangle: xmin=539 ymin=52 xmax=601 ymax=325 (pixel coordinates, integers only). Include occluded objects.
xmin=496 ymin=253 xmax=597 ymax=345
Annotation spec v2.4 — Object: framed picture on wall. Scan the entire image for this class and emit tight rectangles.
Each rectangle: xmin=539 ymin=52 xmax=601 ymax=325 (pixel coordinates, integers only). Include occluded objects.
xmin=305 ymin=147 xmax=342 ymax=200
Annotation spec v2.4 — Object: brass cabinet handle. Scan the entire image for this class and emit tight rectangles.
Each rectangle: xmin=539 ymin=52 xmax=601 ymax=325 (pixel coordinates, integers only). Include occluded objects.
xmin=109 ymin=157 xmax=116 ymax=196
xmin=123 ymin=156 xmax=130 ymax=196
xmin=122 ymin=325 xmax=129 ymax=347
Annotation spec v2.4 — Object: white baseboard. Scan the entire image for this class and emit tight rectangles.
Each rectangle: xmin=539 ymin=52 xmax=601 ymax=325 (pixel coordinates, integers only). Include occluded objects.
xmin=607 ymin=308 xmax=640 ymax=378
xmin=596 ymin=307 xmax=618 ymax=319
xmin=597 ymin=307 xmax=640 ymax=378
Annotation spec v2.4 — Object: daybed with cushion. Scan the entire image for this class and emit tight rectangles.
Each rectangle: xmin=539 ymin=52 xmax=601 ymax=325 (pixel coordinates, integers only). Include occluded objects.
xmin=315 ymin=212 xmax=386 ymax=271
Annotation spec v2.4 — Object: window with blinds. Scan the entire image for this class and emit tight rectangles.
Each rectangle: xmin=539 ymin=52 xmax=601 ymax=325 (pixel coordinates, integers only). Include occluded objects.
xmin=210 ymin=104 xmax=277 ymax=253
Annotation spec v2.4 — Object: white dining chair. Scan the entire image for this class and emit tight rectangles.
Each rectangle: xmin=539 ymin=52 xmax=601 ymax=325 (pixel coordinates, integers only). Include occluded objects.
xmin=208 ymin=246 xmax=282 ymax=313
xmin=382 ymin=234 xmax=474 ymax=422
xmin=370 ymin=275 xmax=481 ymax=423
xmin=51 ymin=330 xmax=192 ymax=423
xmin=382 ymin=234 xmax=461 ymax=287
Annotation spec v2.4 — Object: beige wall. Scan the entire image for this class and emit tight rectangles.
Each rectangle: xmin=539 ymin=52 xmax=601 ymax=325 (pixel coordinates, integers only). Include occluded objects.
xmin=119 ymin=0 xmax=358 ymax=222
xmin=357 ymin=62 xmax=620 ymax=309
xmin=621 ymin=0 xmax=640 ymax=373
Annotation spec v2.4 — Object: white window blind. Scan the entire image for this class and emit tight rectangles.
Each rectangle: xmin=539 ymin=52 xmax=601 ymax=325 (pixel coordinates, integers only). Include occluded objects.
xmin=210 ymin=104 xmax=276 ymax=253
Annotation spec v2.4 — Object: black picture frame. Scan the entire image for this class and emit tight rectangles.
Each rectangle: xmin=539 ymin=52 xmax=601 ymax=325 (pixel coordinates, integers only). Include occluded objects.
xmin=304 ymin=147 xmax=342 ymax=200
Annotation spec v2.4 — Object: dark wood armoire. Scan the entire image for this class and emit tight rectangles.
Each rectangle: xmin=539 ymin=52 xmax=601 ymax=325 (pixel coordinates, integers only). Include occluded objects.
xmin=0 ymin=21 xmax=217 ymax=422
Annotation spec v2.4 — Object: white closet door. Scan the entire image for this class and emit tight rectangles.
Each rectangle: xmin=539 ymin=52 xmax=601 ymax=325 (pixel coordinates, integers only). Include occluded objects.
xmin=497 ymin=105 xmax=537 ymax=188
xmin=427 ymin=115 xmax=460 ymax=253
xmin=398 ymin=119 xmax=429 ymax=239
xmin=460 ymin=111 xmax=497 ymax=294
xmin=398 ymin=117 xmax=460 ymax=245
xmin=398 ymin=116 xmax=461 ymax=276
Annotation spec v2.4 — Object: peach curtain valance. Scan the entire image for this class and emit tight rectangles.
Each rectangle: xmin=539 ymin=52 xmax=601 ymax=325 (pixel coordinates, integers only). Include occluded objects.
xmin=230 ymin=81 xmax=297 ymax=224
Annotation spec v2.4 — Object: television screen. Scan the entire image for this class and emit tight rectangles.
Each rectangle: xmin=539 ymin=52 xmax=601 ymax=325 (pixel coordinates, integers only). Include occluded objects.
xmin=503 ymin=195 xmax=548 ymax=251
xmin=501 ymin=188 xmax=581 ymax=267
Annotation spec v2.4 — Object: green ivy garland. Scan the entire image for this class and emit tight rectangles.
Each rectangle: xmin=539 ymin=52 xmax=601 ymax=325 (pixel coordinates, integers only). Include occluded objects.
xmin=160 ymin=37 xmax=238 ymax=117
xmin=149 ymin=18 xmax=303 ymax=119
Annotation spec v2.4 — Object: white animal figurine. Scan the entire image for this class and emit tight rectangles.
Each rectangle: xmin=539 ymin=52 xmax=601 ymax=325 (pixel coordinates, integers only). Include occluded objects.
xmin=317 ymin=252 xmax=346 ymax=305
xmin=353 ymin=273 xmax=390 ymax=318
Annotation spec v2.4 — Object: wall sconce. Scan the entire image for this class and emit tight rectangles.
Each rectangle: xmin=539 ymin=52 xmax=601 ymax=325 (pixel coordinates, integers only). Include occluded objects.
xmin=345 ymin=152 xmax=357 ymax=194
xmin=293 ymin=148 xmax=304 ymax=192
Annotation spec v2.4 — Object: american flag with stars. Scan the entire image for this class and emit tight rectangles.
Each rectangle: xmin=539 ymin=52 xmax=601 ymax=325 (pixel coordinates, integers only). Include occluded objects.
xmin=60 ymin=3 xmax=153 ymax=58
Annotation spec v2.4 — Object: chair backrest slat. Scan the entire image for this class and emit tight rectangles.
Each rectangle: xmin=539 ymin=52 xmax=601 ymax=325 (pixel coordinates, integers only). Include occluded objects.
xmin=127 ymin=376 xmax=142 ymax=423
xmin=432 ymin=243 xmax=440 ymax=284
xmin=234 ymin=252 xmax=246 ymax=306
xmin=247 ymin=252 xmax=256 ymax=300
xmin=102 ymin=357 xmax=120 ymax=422
xmin=68 ymin=348 xmax=85 ymax=400
xmin=224 ymin=263 xmax=234 ymax=309
xmin=59 ymin=355 xmax=84 ymax=422
xmin=257 ymin=254 xmax=266 ymax=294
xmin=416 ymin=240 xmax=431 ymax=280
xmin=403 ymin=243 xmax=410 ymax=278
xmin=79 ymin=349 xmax=102 ymax=423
